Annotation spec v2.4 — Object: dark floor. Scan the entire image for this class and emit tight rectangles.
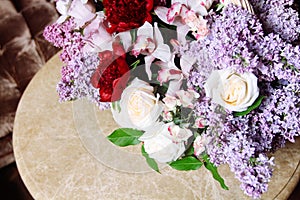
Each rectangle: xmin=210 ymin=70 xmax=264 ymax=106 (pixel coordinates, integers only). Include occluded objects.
xmin=0 ymin=162 xmax=299 ymax=199
xmin=0 ymin=163 xmax=33 ymax=200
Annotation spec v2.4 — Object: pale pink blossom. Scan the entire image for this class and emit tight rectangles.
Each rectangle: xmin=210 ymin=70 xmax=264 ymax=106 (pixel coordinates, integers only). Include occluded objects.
xmin=83 ymin=12 xmax=132 ymax=53
xmin=167 ymin=123 xmax=193 ymax=143
xmin=193 ymin=135 xmax=212 ymax=156
xmin=157 ymin=68 xmax=182 ymax=85
xmin=155 ymin=0 xmax=209 ymax=42
xmin=56 ymin=0 xmax=95 ymax=26
xmin=132 ymin=22 xmax=171 ymax=79
xmin=163 ymin=95 xmax=180 ymax=110
xmin=199 ymin=0 xmax=215 ymax=10
xmin=184 ymin=10 xmax=209 ymax=40
xmin=175 ymin=89 xmax=198 ymax=108
xmin=156 ymin=56 xmax=185 ymax=96
xmin=194 ymin=117 xmax=205 ymax=128
xmin=162 ymin=110 xmax=173 ymax=122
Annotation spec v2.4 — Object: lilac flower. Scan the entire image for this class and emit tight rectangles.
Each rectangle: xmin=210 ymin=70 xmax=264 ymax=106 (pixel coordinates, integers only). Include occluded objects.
xmin=44 ymin=18 xmax=85 ymax=63
xmin=74 ymin=53 xmax=110 ymax=110
xmin=56 ymin=63 xmax=77 ymax=102
xmin=249 ymin=0 xmax=300 ymax=43
xmin=56 ymin=53 xmax=109 ymax=110
xmin=182 ymin=4 xmax=300 ymax=198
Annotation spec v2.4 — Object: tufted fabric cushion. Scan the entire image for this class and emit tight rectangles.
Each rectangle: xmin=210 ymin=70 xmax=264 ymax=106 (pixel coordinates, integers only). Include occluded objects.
xmin=0 ymin=0 xmax=59 ymax=168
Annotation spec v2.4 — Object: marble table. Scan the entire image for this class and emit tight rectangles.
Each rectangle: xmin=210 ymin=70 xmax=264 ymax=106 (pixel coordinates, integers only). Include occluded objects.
xmin=13 ymin=53 xmax=300 ymax=199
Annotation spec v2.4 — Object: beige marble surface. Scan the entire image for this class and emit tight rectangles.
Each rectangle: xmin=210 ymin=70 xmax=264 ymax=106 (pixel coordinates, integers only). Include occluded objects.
xmin=13 ymin=53 xmax=300 ymax=200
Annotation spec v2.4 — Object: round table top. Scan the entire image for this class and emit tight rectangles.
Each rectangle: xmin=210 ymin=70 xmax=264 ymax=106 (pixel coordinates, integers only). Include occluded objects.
xmin=13 ymin=53 xmax=300 ymax=199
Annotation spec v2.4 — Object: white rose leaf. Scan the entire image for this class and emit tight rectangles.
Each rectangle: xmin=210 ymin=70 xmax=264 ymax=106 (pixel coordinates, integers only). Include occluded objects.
xmin=169 ymin=156 xmax=203 ymax=171
xmin=233 ymin=95 xmax=265 ymax=117
xmin=141 ymin=144 xmax=160 ymax=173
xmin=107 ymin=128 xmax=144 ymax=147
xmin=202 ymin=154 xmax=229 ymax=190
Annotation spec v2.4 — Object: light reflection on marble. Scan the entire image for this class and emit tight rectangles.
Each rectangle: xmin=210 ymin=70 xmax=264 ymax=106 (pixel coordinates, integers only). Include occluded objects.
xmin=13 ymin=53 xmax=300 ymax=199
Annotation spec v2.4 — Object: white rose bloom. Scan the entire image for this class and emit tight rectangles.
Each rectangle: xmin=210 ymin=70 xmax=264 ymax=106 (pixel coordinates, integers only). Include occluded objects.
xmin=139 ymin=123 xmax=188 ymax=163
xmin=204 ymin=69 xmax=259 ymax=112
xmin=111 ymin=78 xmax=163 ymax=129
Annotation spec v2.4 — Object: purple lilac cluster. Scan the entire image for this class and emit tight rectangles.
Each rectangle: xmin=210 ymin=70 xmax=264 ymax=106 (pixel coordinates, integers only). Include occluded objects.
xmin=43 ymin=18 xmax=85 ymax=63
xmin=207 ymin=114 xmax=275 ymax=198
xmin=56 ymin=61 xmax=78 ymax=102
xmin=207 ymin=80 xmax=300 ymax=197
xmin=250 ymin=33 xmax=300 ymax=82
xmin=249 ymin=0 xmax=300 ymax=43
xmin=74 ymin=53 xmax=110 ymax=110
xmin=179 ymin=4 xmax=264 ymax=88
xmin=180 ymin=4 xmax=300 ymax=199
xmin=56 ymin=53 xmax=109 ymax=109
xmin=44 ymin=18 xmax=109 ymax=109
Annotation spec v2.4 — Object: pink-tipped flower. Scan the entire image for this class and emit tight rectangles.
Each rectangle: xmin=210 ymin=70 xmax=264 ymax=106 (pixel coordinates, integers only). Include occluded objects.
xmin=132 ymin=22 xmax=171 ymax=79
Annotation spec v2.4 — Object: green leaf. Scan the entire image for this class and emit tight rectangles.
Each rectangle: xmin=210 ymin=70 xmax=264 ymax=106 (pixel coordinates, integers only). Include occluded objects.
xmin=169 ymin=156 xmax=203 ymax=171
xmin=111 ymin=101 xmax=121 ymax=112
xmin=202 ymin=154 xmax=229 ymax=190
xmin=234 ymin=96 xmax=265 ymax=117
xmin=107 ymin=128 xmax=143 ymax=147
xmin=184 ymin=145 xmax=195 ymax=156
xmin=216 ymin=3 xmax=225 ymax=12
xmin=130 ymin=59 xmax=140 ymax=69
xmin=130 ymin=29 xmax=137 ymax=44
xmin=141 ymin=145 xmax=160 ymax=173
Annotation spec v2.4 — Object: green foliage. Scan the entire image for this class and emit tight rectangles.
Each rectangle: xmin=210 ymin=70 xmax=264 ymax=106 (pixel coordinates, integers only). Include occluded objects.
xmin=107 ymin=128 xmax=143 ymax=147
xmin=169 ymin=156 xmax=203 ymax=171
xmin=202 ymin=154 xmax=229 ymax=190
xmin=141 ymin=145 xmax=160 ymax=173
xmin=234 ymin=96 xmax=265 ymax=117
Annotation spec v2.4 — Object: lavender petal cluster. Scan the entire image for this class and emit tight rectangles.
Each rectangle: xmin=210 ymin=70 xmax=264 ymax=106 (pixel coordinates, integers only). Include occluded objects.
xmin=249 ymin=0 xmax=300 ymax=43
xmin=56 ymin=53 xmax=109 ymax=110
xmin=43 ymin=18 xmax=85 ymax=63
xmin=207 ymin=115 xmax=275 ymax=199
xmin=207 ymin=80 xmax=300 ymax=198
xmin=181 ymin=4 xmax=300 ymax=199
xmin=44 ymin=18 xmax=109 ymax=109
xmin=74 ymin=53 xmax=110 ymax=110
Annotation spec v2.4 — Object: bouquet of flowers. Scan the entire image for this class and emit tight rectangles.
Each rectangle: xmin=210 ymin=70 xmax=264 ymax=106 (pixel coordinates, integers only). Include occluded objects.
xmin=44 ymin=0 xmax=300 ymax=198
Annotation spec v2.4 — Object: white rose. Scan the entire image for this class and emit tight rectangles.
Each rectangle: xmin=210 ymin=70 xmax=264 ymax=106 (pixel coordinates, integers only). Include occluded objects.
xmin=204 ymin=69 xmax=259 ymax=112
xmin=111 ymin=78 xmax=163 ymax=129
xmin=139 ymin=123 xmax=191 ymax=163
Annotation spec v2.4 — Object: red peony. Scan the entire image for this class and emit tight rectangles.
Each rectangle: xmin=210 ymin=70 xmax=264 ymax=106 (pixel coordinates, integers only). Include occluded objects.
xmin=103 ymin=0 xmax=153 ymax=34
xmin=91 ymin=42 xmax=130 ymax=102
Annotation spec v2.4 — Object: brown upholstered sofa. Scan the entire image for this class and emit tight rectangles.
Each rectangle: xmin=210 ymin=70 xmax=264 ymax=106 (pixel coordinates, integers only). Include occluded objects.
xmin=0 ymin=0 xmax=59 ymax=168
